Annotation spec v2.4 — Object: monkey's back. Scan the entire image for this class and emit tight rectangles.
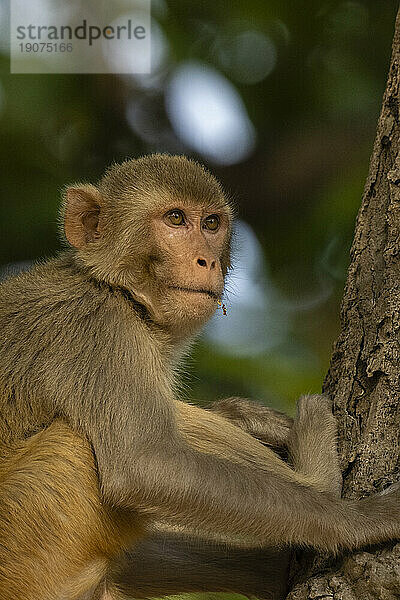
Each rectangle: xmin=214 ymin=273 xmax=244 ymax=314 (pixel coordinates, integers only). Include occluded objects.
xmin=0 ymin=253 xmax=107 ymax=445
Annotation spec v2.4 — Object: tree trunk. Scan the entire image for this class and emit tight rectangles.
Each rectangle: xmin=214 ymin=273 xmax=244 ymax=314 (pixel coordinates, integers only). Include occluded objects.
xmin=288 ymin=7 xmax=400 ymax=600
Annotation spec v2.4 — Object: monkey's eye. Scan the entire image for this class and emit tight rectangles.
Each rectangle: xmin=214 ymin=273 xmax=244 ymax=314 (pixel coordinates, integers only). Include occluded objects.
xmin=166 ymin=209 xmax=185 ymax=226
xmin=203 ymin=214 xmax=220 ymax=231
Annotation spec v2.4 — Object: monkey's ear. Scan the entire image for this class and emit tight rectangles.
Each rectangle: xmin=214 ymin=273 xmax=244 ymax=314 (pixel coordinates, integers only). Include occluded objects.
xmin=63 ymin=184 xmax=103 ymax=249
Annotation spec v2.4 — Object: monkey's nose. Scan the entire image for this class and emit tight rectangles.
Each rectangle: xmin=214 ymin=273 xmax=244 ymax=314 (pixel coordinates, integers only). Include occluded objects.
xmin=196 ymin=257 xmax=216 ymax=270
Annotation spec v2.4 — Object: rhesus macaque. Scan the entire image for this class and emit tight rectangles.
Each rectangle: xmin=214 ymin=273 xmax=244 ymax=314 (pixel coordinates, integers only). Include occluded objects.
xmin=0 ymin=154 xmax=399 ymax=600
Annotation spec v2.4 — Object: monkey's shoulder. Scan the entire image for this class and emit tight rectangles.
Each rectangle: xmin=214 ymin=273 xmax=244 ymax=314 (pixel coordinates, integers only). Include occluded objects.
xmin=0 ymin=253 xmax=157 ymax=362
xmin=0 ymin=254 xmax=109 ymax=322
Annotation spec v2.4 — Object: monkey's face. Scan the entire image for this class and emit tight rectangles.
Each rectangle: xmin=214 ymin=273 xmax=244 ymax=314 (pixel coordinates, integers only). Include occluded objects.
xmin=143 ymin=202 xmax=230 ymax=335
xmin=63 ymin=155 xmax=232 ymax=341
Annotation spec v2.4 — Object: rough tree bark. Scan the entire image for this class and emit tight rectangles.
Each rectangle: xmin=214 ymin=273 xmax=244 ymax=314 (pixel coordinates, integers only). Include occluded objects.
xmin=287 ymin=7 xmax=400 ymax=600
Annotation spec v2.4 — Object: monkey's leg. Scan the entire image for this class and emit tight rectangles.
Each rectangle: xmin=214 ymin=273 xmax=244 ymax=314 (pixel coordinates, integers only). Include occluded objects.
xmin=109 ymin=531 xmax=290 ymax=600
xmin=208 ymin=397 xmax=293 ymax=451
xmin=208 ymin=395 xmax=340 ymax=495
xmin=0 ymin=421 xmax=142 ymax=600
xmin=287 ymin=395 xmax=342 ymax=496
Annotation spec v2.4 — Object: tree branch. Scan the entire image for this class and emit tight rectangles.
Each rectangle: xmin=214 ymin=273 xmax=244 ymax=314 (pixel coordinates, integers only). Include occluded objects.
xmin=288 ymin=7 xmax=400 ymax=600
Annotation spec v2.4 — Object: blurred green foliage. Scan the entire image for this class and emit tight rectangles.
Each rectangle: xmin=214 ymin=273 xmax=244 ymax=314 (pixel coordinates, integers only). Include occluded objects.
xmin=0 ymin=0 xmax=398 ymax=413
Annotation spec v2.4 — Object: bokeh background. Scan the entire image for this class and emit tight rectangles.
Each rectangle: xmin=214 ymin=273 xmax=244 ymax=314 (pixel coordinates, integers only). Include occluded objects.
xmin=0 ymin=0 xmax=398 ymax=414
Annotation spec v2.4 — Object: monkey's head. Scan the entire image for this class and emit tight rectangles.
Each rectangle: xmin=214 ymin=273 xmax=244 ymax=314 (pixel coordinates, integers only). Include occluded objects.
xmin=63 ymin=154 xmax=233 ymax=340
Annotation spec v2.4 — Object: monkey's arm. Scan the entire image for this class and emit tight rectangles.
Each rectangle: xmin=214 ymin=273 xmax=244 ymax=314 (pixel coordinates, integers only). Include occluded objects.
xmin=90 ymin=389 xmax=398 ymax=553
xmin=103 ymin=401 xmax=293 ymax=600
xmin=107 ymin=398 xmax=329 ymax=600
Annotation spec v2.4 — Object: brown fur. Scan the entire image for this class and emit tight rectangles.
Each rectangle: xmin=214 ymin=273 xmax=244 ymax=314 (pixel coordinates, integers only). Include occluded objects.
xmin=0 ymin=155 xmax=399 ymax=600
xmin=0 ymin=422 xmax=143 ymax=600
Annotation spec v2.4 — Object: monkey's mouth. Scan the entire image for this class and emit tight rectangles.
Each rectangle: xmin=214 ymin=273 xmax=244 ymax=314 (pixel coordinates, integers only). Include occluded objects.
xmin=168 ymin=285 xmax=219 ymax=299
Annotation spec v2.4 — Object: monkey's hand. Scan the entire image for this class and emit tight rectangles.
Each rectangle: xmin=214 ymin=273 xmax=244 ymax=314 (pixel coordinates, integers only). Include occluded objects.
xmin=207 ymin=397 xmax=293 ymax=451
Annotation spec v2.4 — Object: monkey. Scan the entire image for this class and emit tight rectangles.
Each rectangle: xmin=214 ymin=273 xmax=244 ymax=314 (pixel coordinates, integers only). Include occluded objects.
xmin=0 ymin=154 xmax=400 ymax=600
